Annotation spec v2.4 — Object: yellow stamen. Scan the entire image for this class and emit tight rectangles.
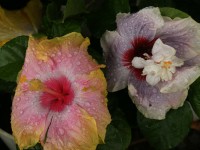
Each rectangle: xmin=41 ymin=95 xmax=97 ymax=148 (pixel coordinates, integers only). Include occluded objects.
xmin=162 ymin=61 xmax=172 ymax=69
xmin=29 ymin=79 xmax=43 ymax=91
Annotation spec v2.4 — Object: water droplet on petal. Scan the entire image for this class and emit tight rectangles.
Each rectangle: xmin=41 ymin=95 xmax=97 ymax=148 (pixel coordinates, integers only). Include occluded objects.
xmin=153 ymin=89 xmax=157 ymax=93
xmin=76 ymin=109 xmax=81 ymax=114
xmin=20 ymin=110 xmax=24 ymax=114
xmin=51 ymin=54 xmax=56 ymax=57
xmin=67 ymin=142 xmax=72 ymax=148
xmin=28 ymin=126 xmax=33 ymax=130
xmin=76 ymin=62 xmax=81 ymax=65
xmin=184 ymin=79 xmax=188 ymax=83
xmin=110 ymin=72 xmax=113 ymax=76
xmin=24 ymin=68 xmax=28 ymax=73
xmin=57 ymin=52 xmax=62 ymax=56
xmin=26 ymin=58 xmax=30 ymax=63
xmin=58 ymin=128 xmax=65 ymax=135
xmin=38 ymin=61 xmax=42 ymax=65
xmin=85 ymin=102 xmax=91 ymax=107
xmin=14 ymin=105 xmax=18 ymax=109
xmin=36 ymin=74 xmax=41 ymax=78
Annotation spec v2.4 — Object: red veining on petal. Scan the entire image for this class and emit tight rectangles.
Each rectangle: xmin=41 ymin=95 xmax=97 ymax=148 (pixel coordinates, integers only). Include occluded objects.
xmin=122 ymin=37 xmax=157 ymax=80
xmin=40 ymin=76 xmax=74 ymax=112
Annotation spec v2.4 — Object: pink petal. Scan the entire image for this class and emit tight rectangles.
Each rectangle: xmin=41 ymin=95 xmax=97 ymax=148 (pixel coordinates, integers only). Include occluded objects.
xmin=73 ymin=70 xmax=111 ymax=141
xmin=11 ymin=91 xmax=48 ymax=149
xmin=12 ymin=32 xmax=111 ymax=149
xmin=41 ymin=104 xmax=99 ymax=150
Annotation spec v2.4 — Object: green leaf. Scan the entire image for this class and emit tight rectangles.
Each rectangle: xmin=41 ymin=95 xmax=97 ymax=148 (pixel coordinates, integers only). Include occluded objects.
xmin=40 ymin=16 xmax=81 ymax=39
xmin=160 ymin=7 xmax=189 ymax=19
xmin=51 ymin=20 xmax=81 ymax=37
xmin=137 ymin=0 xmax=175 ymax=8
xmin=0 ymin=36 xmax=28 ymax=82
xmin=137 ymin=102 xmax=192 ymax=150
xmin=46 ymin=1 xmax=64 ymax=23
xmin=0 ymin=62 xmax=23 ymax=82
xmin=64 ymin=0 xmax=86 ymax=19
xmin=87 ymin=0 xmax=130 ymax=38
xmin=97 ymin=109 xmax=131 ymax=150
xmin=188 ymin=77 xmax=200 ymax=117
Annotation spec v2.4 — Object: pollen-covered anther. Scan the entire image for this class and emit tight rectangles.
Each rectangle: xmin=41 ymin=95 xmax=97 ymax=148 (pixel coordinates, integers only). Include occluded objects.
xmin=143 ymin=53 xmax=151 ymax=60
xmin=161 ymin=61 xmax=172 ymax=69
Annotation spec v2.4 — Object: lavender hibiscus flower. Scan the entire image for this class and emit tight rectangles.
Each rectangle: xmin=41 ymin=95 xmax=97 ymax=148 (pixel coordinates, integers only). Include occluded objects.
xmin=101 ymin=7 xmax=200 ymax=120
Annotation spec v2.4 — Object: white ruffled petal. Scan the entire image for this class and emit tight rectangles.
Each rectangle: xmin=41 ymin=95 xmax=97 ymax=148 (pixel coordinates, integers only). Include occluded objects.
xmin=160 ymin=66 xmax=200 ymax=93
xmin=132 ymin=57 xmax=146 ymax=68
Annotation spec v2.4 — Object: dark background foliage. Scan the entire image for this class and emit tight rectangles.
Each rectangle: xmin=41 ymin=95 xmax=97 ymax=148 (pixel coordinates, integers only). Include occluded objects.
xmin=0 ymin=0 xmax=200 ymax=150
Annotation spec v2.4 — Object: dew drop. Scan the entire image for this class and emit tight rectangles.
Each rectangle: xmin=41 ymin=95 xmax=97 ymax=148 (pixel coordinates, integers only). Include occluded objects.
xmin=28 ymin=126 xmax=33 ymax=130
xmin=67 ymin=142 xmax=72 ymax=147
xmin=89 ymin=66 xmax=92 ymax=69
xmin=51 ymin=54 xmax=55 ymax=57
xmin=26 ymin=59 xmax=30 ymax=63
xmin=76 ymin=62 xmax=81 ymax=65
xmin=38 ymin=61 xmax=42 ymax=65
xmin=24 ymin=68 xmax=28 ymax=73
xmin=85 ymin=102 xmax=91 ymax=107
xmin=110 ymin=72 xmax=113 ymax=76
xmin=184 ymin=79 xmax=188 ymax=83
xmin=20 ymin=110 xmax=24 ymax=114
xmin=58 ymin=128 xmax=65 ymax=135
xmin=57 ymin=52 xmax=62 ymax=56
xmin=153 ymin=89 xmax=157 ymax=93
xmin=76 ymin=109 xmax=81 ymax=114
xmin=67 ymin=109 xmax=71 ymax=113
xmin=36 ymin=74 xmax=41 ymax=78
xmin=14 ymin=105 xmax=18 ymax=109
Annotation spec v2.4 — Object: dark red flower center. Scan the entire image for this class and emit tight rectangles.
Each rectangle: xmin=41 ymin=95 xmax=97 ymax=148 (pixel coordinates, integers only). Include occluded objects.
xmin=40 ymin=76 xmax=74 ymax=112
xmin=122 ymin=37 xmax=157 ymax=80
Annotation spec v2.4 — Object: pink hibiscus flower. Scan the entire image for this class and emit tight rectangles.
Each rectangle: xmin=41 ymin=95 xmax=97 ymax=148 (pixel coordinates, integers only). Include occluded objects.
xmin=101 ymin=7 xmax=200 ymax=120
xmin=11 ymin=32 xmax=111 ymax=150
